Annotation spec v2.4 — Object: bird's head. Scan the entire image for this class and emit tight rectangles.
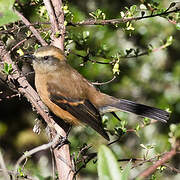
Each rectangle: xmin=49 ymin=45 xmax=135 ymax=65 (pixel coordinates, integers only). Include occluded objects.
xmin=34 ymin=46 xmax=66 ymax=62
xmin=26 ymin=46 xmax=66 ymax=73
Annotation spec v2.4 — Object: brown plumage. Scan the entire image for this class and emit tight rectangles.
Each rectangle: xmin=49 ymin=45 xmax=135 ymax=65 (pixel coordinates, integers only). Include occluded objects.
xmin=31 ymin=45 xmax=170 ymax=140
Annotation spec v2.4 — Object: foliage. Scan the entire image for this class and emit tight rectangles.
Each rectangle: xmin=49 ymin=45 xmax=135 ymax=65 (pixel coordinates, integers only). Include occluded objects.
xmin=0 ymin=0 xmax=19 ymax=26
xmin=0 ymin=0 xmax=180 ymax=179
xmin=98 ymin=145 xmax=131 ymax=180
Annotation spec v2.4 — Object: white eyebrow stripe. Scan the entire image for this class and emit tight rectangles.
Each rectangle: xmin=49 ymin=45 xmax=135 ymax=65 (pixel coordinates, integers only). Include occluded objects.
xmin=34 ymin=49 xmax=66 ymax=61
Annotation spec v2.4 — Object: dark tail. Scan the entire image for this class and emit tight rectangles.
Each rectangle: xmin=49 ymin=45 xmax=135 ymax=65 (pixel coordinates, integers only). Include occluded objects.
xmin=99 ymin=98 xmax=170 ymax=122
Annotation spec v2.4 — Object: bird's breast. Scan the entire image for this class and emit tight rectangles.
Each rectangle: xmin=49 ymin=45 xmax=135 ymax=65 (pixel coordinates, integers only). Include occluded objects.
xmin=34 ymin=73 xmax=80 ymax=125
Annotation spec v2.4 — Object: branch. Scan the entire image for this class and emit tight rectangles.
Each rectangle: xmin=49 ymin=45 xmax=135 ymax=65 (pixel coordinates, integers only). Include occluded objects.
xmin=0 ymin=151 xmax=10 ymax=180
xmin=43 ymin=0 xmax=74 ymax=179
xmin=163 ymin=164 xmax=180 ymax=174
xmin=0 ymin=42 xmax=56 ymax=130
xmin=14 ymin=134 xmax=60 ymax=172
xmin=43 ymin=0 xmax=65 ymax=49
xmin=0 ymin=41 xmax=70 ymax=179
xmin=92 ymin=76 xmax=116 ymax=85
xmin=137 ymin=148 xmax=177 ymax=179
xmin=0 ymin=169 xmax=33 ymax=180
xmin=69 ymin=8 xmax=180 ymax=26
xmin=14 ymin=9 xmax=47 ymax=46
xmin=71 ymin=42 xmax=172 ymax=66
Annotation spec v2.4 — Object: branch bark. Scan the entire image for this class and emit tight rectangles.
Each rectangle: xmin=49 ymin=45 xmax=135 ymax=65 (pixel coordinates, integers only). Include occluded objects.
xmin=14 ymin=9 xmax=47 ymax=46
xmin=69 ymin=7 xmax=180 ymax=26
xmin=43 ymin=0 xmax=74 ymax=179
xmin=2 ymin=2 xmax=73 ymax=179
xmin=137 ymin=147 xmax=177 ymax=179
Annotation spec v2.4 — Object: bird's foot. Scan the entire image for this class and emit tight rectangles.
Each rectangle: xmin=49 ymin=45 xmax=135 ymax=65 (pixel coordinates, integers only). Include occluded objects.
xmin=53 ymin=135 xmax=70 ymax=149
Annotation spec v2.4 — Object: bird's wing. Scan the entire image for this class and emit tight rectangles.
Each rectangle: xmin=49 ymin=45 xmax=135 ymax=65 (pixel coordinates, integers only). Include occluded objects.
xmin=47 ymin=83 xmax=109 ymax=140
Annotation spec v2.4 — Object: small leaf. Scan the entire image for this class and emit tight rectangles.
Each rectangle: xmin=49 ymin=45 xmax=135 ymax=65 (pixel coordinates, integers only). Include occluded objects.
xmin=130 ymin=5 xmax=137 ymax=14
xmin=126 ymin=22 xmax=135 ymax=31
xmin=140 ymin=143 xmax=147 ymax=149
xmin=114 ymin=127 xmax=125 ymax=136
xmin=140 ymin=4 xmax=147 ymax=10
xmin=18 ymin=167 xmax=24 ymax=177
xmin=169 ymin=2 xmax=176 ymax=9
xmin=83 ymin=31 xmax=90 ymax=40
xmin=165 ymin=108 xmax=172 ymax=113
xmin=55 ymin=31 xmax=61 ymax=38
xmin=98 ymin=145 xmax=122 ymax=180
xmin=0 ymin=0 xmax=20 ymax=26
xmin=176 ymin=23 xmax=180 ymax=31
xmin=135 ymin=124 xmax=140 ymax=131
xmin=89 ymin=9 xmax=106 ymax=20
xmin=141 ymin=11 xmax=145 ymax=17
xmin=143 ymin=117 xmax=151 ymax=125
xmin=2 ymin=62 xmax=13 ymax=75
xmin=113 ymin=60 xmax=120 ymax=75
xmin=17 ymin=48 xmax=24 ymax=56
xmin=120 ymin=11 xmax=125 ymax=18
xmin=165 ymin=36 xmax=173 ymax=47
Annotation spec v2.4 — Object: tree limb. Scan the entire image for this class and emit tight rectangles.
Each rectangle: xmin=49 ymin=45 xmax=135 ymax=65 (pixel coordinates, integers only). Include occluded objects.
xmin=43 ymin=0 xmax=74 ymax=179
xmin=69 ymin=8 xmax=180 ymax=26
xmin=14 ymin=9 xmax=47 ymax=46
xmin=137 ymin=147 xmax=177 ymax=179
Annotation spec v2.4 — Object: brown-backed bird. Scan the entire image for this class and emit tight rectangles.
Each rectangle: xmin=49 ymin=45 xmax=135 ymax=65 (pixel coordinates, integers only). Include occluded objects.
xmin=29 ymin=45 xmax=170 ymax=140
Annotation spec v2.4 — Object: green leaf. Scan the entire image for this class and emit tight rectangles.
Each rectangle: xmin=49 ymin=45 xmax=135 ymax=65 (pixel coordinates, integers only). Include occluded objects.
xmin=165 ymin=36 xmax=173 ymax=47
xmin=121 ymin=162 xmax=131 ymax=180
xmin=113 ymin=60 xmax=120 ymax=75
xmin=169 ymin=2 xmax=176 ymax=9
xmin=83 ymin=31 xmax=90 ymax=40
xmin=0 ymin=0 xmax=20 ymax=26
xmin=2 ymin=62 xmax=13 ymax=75
xmin=170 ymin=123 xmax=180 ymax=138
xmin=16 ymin=48 xmax=24 ymax=56
xmin=176 ymin=23 xmax=180 ymax=31
xmin=130 ymin=5 xmax=137 ymax=14
xmin=98 ymin=145 xmax=122 ymax=180
xmin=89 ymin=9 xmax=106 ymax=20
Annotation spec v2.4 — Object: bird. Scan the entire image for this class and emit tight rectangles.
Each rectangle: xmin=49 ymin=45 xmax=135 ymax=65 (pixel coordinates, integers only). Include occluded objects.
xmin=27 ymin=45 xmax=170 ymax=141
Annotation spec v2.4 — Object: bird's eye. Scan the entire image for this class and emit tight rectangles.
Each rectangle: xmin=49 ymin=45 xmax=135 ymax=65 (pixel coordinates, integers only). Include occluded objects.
xmin=44 ymin=56 xmax=49 ymax=60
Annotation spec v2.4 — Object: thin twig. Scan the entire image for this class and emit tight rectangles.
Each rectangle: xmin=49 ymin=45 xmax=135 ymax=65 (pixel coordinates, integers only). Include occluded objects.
xmin=137 ymin=148 xmax=177 ymax=179
xmin=92 ymin=76 xmax=116 ymax=85
xmin=10 ymin=38 xmax=28 ymax=51
xmin=163 ymin=164 xmax=180 ymax=173
xmin=14 ymin=9 xmax=47 ymax=46
xmin=74 ymin=153 xmax=97 ymax=176
xmin=118 ymin=158 xmax=144 ymax=162
xmin=0 ymin=169 xmax=34 ymax=180
xmin=0 ymin=22 xmax=50 ymax=35
xmin=0 ymin=151 xmax=10 ymax=180
xmin=132 ymin=152 xmax=167 ymax=169
xmin=69 ymin=8 xmax=180 ymax=26
xmin=72 ymin=42 xmax=171 ymax=66
xmin=14 ymin=134 xmax=60 ymax=173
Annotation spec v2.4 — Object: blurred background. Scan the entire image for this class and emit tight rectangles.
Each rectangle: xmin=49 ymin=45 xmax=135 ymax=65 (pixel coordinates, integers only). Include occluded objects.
xmin=0 ymin=0 xmax=180 ymax=179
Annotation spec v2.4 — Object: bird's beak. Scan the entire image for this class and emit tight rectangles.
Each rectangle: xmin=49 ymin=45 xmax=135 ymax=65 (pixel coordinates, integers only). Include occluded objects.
xmin=23 ymin=54 xmax=35 ymax=61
